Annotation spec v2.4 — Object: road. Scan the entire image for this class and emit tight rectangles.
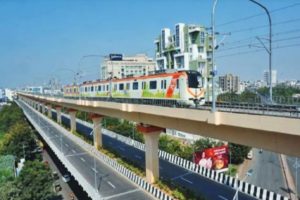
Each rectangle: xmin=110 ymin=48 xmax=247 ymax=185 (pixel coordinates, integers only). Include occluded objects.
xmin=246 ymin=149 xmax=289 ymax=196
xmin=18 ymin=100 xmax=155 ymax=200
xmin=55 ymin=112 xmax=256 ymax=200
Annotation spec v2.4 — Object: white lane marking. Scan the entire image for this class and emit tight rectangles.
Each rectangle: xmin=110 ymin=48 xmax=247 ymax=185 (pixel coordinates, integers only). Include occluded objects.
xmin=91 ymin=167 xmax=98 ymax=173
xmin=218 ymin=195 xmax=228 ymax=200
xmin=134 ymin=155 xmax=142 ymax=160
xmin=65 ymin=152 xmax=87 ymax=157
xmin=181 ymin=177 xmax=193 ymax=184
xmin=107 ymin=181 xmax=116 ymax=189
xmin=80 ymin=157 xmax=86 ymax=162
xmin=65 ymin=143 xmax=69 ymax=147
xmin=171 ymin=172 xmax=192 ymax=180
xmin=72 ymin=149 xmax=76 ymax=153
xmin=103 ymin=189 xmax=140 ymax=200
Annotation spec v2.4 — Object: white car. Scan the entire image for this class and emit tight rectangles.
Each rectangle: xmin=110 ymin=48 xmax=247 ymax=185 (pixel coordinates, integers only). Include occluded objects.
xmin=62 ymin=174 xmax=71 ymax=182
xmin=247 ymin=150 xmax=253 ymax=160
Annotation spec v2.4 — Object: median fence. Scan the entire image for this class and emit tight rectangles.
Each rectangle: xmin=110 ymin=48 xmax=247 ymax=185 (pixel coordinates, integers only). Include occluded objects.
xmin=20 ymin=100 xmax=173 ymax=200
xmin=65 ymin=114 xmax=289 ymax=200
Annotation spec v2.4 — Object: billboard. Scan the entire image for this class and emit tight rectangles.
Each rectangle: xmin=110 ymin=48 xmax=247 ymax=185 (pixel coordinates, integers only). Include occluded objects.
xmin=193 ymin=145 xmax=229 ymax=172
xmin=109 ymin=54 xmax=123 ymax=61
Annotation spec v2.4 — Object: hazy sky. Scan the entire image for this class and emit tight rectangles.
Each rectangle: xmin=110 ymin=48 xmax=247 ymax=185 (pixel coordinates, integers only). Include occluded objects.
xmin=0 ymin=0 xmax=299 ymax=88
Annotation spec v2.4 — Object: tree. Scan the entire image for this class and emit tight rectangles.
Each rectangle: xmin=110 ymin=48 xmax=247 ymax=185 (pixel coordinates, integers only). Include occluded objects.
xmin=0 ymin=180 xmax=21 ymax=200
xmin=0 ymin=103 xmax=24 ymax=133
xmin=16 ymin=160 xmax=54 ymax=200
xmin=228 ymin=143 xmax=251 ymax=164
xmin=0 ymin=122 xmax=37 ymax=160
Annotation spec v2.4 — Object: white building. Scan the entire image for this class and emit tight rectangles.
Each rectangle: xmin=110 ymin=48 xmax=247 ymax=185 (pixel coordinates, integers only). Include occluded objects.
xmin=100 ymin=54 xmax=156 ymax=80
xmin=4 ymin=89 xmax=15 ymax=101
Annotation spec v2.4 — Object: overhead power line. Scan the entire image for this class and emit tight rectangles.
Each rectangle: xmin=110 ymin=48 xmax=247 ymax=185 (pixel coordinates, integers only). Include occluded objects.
xmin=224 ymin=28 xmax=300 ymax=46
xmin=216 ymin=43 xmax=300 ymax=59
xmin=217 ymin=2 xmax=300 ymax=27
xmin=217 ymin=35 xmax=300 ymax=52
xmin=228 ymin=18 xmax=300 ymax=34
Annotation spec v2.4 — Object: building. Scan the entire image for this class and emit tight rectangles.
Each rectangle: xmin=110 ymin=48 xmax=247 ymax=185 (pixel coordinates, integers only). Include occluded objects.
xmin=219 ymin=74 xmax=240 ymax=93
xmin=154 ymin=23 xmax=213 ymax=100
xmin=263 ymin=70 xmax=277 ymax=86
xmin=4 ymin=89 xmax=15 ymax=101
xmin=100 ymin=54 xmax=156 ymax=80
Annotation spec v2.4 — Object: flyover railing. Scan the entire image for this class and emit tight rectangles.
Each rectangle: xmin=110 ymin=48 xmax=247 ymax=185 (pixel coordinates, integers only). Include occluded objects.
xmin=18 ymin=91 xmax=300 ymax=118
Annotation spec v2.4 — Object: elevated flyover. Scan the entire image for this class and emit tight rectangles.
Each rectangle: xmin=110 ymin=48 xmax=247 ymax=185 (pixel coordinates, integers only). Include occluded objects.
xmin=18 ymin=92 xmax=300 ymax=158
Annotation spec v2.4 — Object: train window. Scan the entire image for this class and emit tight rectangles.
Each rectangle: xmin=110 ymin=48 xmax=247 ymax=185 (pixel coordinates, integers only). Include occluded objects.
xmin=161 ymin=80 xmax=167 ymax=89
xmin=176 ymin=79 xmax=179 ymax=89
xmin=91 ymin=86 xmax=94 ymax=92
xmin=98 ymin=85 xmax=101 ymax=91
xmin=106 ymin=85 xmax=109 ymax=91
xmin=126 ymin=83 xmax=130 ymax=90
xmin=150 ymin=81 xmax=157 ymax=90
xmin=133 ymin=82 xmax=138 ymax=90
xmin=85 ymin=87 xmax=87 ymax=92
xmin=119 ymin=83 xmax=124 ymax=90
xmin=187 ymin=71 xmax=201 ymax=88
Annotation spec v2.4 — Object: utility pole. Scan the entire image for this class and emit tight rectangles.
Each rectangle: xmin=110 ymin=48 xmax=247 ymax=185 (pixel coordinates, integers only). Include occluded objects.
xmin=211 ymin=0 xmax=218 ymax=112
xmin=249 ymin=0 xmax=272 ymax=103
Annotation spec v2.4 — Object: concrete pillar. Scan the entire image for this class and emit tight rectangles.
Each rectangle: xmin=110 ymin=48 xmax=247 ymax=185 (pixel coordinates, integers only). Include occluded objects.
xmin=137 ymin=124 xmax=164 ymax=184
xmin=35 ymin=102 xmax=39 ymax=110
xmin=47 ymin=105 xmax=52 ymax=118
xmin=41 ymin=103 xmax=46 ymax=114
xmin=56 ymin=106 xmax=62 ymax=124
xmin=68 ymin=109 xmax=77 ymax=133
xmin=90 ymin=114 xmax=104 ymax=149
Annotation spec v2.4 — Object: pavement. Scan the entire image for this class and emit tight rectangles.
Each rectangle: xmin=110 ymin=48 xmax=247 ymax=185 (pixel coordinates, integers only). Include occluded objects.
xmin=19 ymin=100 xmax=155 ymax=200
xmin=285 ymin=155 xmax=300 ymax=200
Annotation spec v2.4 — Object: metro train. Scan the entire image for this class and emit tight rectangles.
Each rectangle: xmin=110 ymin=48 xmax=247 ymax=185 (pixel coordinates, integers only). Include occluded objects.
xmin=63 ymin=70 xmax=206 ymax=106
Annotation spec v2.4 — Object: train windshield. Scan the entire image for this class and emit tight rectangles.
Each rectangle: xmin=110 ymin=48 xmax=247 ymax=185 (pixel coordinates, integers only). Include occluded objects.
xmin=186 ymin=71 xmax=202 ymax=88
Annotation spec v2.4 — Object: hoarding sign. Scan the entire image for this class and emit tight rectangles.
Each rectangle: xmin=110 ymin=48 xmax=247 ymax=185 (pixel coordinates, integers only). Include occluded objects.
xmin=194 ymin=145 xmax=229 ymax=171
xmin=109 ymin=54 xmax=123 ymax=61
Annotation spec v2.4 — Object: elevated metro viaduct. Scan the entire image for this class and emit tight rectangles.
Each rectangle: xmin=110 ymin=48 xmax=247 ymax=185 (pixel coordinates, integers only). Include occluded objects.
xmin=18 ymin=92 xmax=300 ymax=184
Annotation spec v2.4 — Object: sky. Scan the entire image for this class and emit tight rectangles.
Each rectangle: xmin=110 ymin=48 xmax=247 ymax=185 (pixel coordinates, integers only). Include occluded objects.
xmin=0 ymin=0 xmax=299 ymax=88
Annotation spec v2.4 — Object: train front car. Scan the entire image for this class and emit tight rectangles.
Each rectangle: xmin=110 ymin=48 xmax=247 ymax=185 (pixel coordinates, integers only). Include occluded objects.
xmin=180 ymin=70 xmax=205 ymax=106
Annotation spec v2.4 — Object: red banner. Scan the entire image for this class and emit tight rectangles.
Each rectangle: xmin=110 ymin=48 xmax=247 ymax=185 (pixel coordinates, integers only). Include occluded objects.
xmin=193 ymin=145 xmax=229 ymax=171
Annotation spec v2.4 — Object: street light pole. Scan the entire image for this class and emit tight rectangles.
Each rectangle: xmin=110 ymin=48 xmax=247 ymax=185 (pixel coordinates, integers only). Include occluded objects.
xmin=211 ymin=0 xmax=218 ymax=112
xmin=249 ymin=0 xmax=272 ymax=103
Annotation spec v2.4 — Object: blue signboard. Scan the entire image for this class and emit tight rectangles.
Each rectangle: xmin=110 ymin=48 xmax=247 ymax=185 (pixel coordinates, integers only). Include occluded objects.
xmin=109 ymin=54 xmax=123 ymax=61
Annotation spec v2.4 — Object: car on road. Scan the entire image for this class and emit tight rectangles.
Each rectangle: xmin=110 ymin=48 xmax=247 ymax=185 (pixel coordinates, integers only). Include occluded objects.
xmin=53 ymin=182 xmax=62 ymax=193
xmin=247 ymin=150 xmax=253 ymax=159
xmin=62 ymin=174 xmax=71 ymax=182
xmin=52 ymin=171 xmax=59 ymax=180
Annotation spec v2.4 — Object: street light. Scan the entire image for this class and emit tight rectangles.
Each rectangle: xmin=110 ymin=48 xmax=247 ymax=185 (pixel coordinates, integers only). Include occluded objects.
xmin=249 ymin=0 xmax=272 ymax=103
xmin=211 ymin=0 xmax=218 ymax=112
xmin=233 ymin=169 xmax=253 ymax=200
